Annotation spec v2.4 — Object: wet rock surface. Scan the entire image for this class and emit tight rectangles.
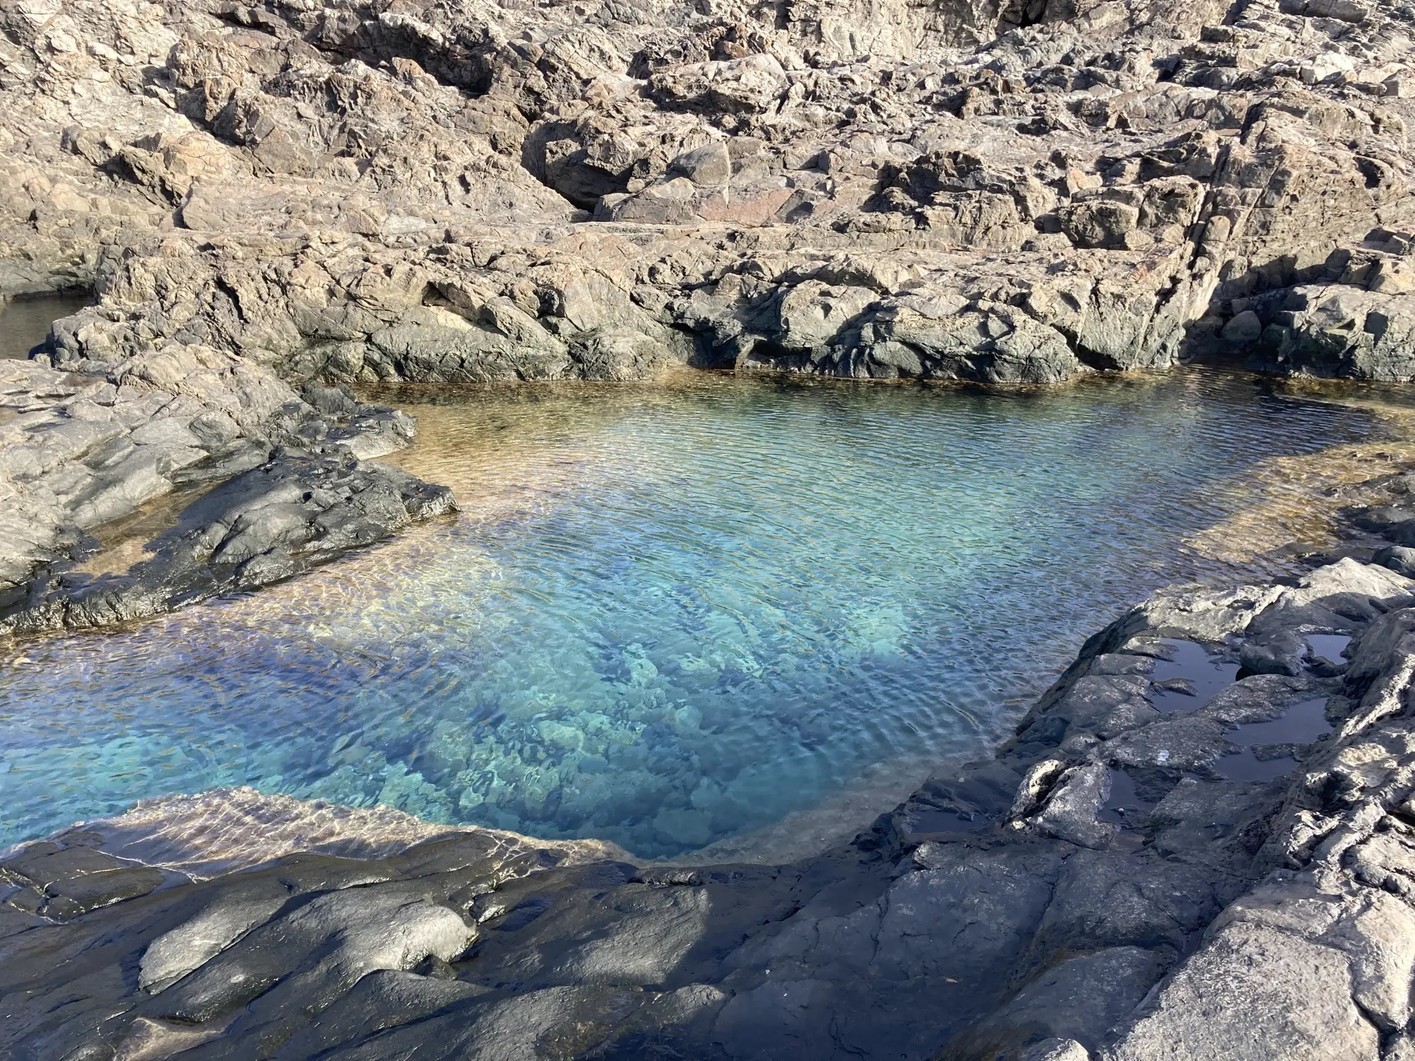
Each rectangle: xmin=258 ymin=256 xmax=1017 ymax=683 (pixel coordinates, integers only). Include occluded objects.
xmin=0 ymin=347 xmax=454 ymax=633
xmin=9 ymin=507 xmax=1415 ymax=1058
xmin=1 ymin=445 xmax=456 ymax=634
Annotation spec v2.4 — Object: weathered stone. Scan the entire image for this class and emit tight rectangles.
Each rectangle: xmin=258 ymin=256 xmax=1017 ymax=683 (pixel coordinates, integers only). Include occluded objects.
xmin=1 ymin=448 xmax=457 ymax=635
xmin=4 ymin=542 xmax=1415 ymax=1057
xmin=1105 ymin=921 xmax=1380 ymax=1060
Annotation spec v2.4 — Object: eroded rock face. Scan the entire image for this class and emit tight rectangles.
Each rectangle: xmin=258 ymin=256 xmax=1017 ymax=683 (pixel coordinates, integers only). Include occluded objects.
xmin=1 ymin=445 xmax=456 ymax=634
xmin=1 ymin=0 xmax=1411 ymax=383
xmin=2 ymin=0 xmax=1415 ymax=1055
xmin=0 ymin=339 xmax=452 ymax=633
xmin=1230 ymin=235 xmax=1415 ymax=380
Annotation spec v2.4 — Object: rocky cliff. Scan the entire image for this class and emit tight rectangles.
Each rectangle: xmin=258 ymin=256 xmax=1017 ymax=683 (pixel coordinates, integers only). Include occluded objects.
xmin=6 ymin=0 xmax=1415 ymax=384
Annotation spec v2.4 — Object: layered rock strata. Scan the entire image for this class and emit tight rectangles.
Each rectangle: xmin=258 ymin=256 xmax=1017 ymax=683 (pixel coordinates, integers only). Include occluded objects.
xmin=0 ymin=342 xmax=455 ymax=630
xmin=4 ymin=0 xmax=1414 ymax=381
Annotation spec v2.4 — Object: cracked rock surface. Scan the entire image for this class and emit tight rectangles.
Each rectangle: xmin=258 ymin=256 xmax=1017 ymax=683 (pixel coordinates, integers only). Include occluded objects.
xmin=3 ymin=0 xmax=1415 ymax=623
xmin=4 ymin=0 xmax=1415 ymax=1056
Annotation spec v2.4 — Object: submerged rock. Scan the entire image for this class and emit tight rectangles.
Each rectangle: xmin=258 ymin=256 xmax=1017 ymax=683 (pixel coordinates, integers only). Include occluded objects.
xmin=6 ymin=537 xmax=1415 ymax=1058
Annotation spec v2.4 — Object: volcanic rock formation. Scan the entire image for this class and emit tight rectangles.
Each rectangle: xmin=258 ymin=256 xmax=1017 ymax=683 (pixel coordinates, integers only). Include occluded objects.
xmin=4 ymin=0 xmax=1415 ymax=1057
xmin=9 ymin=518 xmax=1415 ymax=1059
xmin=2 ymin=0 xmax=1415 ymax=623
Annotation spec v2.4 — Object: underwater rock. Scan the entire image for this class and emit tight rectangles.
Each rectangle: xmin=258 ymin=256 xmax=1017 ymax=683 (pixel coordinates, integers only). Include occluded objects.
xmin=6 ymin=541 xmax=1415 ymax=1057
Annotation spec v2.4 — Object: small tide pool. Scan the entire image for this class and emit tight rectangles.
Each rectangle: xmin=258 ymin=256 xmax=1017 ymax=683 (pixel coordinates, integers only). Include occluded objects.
xmin=0 ymin=370 xmax=1400 ymax=857
xmin=0 ymin=294 xmax=89 ymax=359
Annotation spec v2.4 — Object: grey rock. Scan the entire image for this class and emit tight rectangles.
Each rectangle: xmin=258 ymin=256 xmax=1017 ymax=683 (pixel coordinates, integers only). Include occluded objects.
xmin=0 ymin=0 xmax=1413 ymax=1056
xmin=669 ymin=141 xmax=732 ymax=187
xmin=1104 ymin=920 xmax=1379 ymax=1060
xmin=1 ymin=448 xmax=457 ymax=634
xmin=946 ymin=948 xmax=1168 ymax=1060
xmin=1014 ymin=761 xmax=1117 ymax=848
xmin=1220 ymin=309 xmax=1263 ymax=342
xmin=1251 ymin=285 xmax=1415 ymax=381
xmin=1022 ymin=1042 xmax=1092 ymax=1061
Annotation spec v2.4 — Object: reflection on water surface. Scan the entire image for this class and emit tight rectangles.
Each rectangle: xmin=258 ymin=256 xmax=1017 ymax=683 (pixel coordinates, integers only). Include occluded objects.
xmin=0 ymin=294 xmax=88 ymax=359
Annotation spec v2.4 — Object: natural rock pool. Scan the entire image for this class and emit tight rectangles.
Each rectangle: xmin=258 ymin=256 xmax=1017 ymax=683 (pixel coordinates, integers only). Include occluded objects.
xmin=0 ymin=295 xmax=89 ymax=359
xmin=0 ymin=371 xmax=1399 ymax=857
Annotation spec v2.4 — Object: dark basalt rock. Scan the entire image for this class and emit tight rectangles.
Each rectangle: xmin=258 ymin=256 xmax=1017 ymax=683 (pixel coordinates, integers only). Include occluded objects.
xmin=0 ymin=447 xmax=457 ymax=635
xmin=0 ymin=346 xmax=453 ymax=633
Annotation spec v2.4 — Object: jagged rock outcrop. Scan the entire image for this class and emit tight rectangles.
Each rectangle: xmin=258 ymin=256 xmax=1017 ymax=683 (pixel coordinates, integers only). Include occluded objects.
xmin=1205 ymin=231 xmax=1415 ymax=379
xmin=0 ymin=333 xmax=449 ymax=630
xmin=3 ymin=0 xmax=1415 ymax=1056
xmin=1 ymin=445 xmax=456 ymax=634
xmin=4 ymin=0 xmax=1413 ymax=387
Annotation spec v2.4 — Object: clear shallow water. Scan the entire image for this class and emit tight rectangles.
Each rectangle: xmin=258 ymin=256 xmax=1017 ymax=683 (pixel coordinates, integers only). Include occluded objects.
xmin=0 ymin=372 xmax=1393 ymax=857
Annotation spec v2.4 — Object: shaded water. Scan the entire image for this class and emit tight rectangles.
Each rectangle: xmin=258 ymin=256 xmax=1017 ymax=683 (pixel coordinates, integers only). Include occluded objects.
xmin=0 ymin=294 xmax=88 ymax=358
xmin=0 ymin=371 xmax=1397 ymax=857
xmin=1215 ymin=696 xmax=1333 ymax=783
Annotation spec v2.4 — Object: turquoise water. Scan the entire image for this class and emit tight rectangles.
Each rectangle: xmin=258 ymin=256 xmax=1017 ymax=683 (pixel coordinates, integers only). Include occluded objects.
xmin=0 ymin=372 xmax=1390 ymax=856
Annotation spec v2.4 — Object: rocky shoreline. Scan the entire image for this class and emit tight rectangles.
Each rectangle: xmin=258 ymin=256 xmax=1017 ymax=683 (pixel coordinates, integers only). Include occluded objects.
xmin=3 ymin=0 xmax=1415 ymax=1055
xmin=3 ymin=0 xmax=1415 ymax=634
xmin=7 ymin=489 xmax=1415 ymax=1059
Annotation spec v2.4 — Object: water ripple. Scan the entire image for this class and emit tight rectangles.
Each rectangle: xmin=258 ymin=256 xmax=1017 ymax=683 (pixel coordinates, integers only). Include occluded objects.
xmin=0 ymin=371 xmax=1402 ymax=857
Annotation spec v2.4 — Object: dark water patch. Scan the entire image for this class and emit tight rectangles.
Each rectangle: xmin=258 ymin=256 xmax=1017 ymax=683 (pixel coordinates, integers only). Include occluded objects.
xmin=1214 ymin=748 xmax=1302 ymax=783
xmin=1099 ymin=767 xmax=1158 ymax=826
xmin=0 ymin=371 xmax=1397 ymax=857
xmin=1228 ymin=697 xmax=1333 ymax=747
xmin=900 ymin=806 xmax=996 ymax=837
xmin=1305 ymin=634 xmax=1352 ymax=667
xmin=1149 ymin=639 xmax=1240 ymax=714
xmin=1215 ymin=697 xmax=1332 ymax=783
xmin=0 ymin=294 xmax=89 ymax=359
